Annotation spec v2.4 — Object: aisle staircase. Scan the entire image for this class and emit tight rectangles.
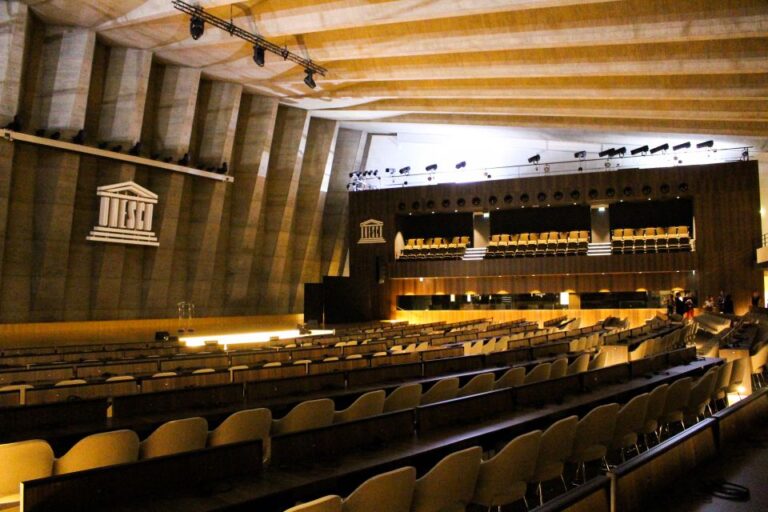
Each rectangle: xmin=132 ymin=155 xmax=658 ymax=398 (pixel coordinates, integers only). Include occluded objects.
xmin=462 ymin=247 xmax=486 ymax=261
xmin=587 ymin=241 xmax=612 ymax=256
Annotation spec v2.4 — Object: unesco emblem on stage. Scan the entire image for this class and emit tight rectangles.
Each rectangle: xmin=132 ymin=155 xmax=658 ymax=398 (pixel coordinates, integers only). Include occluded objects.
xmin=358 ymin=219 xmax=385 ymax=244
xmin=87 ymin=181 xmax=160 ymax=247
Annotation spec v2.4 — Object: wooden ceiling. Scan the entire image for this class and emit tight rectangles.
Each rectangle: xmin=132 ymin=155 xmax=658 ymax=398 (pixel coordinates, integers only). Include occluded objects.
xmin=23 ymin=0 xmax=768 ymax=141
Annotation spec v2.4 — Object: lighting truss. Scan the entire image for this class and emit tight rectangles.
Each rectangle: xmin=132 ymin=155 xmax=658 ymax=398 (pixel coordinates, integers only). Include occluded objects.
xmin=172 ymin=0 xmax=327 ymax=77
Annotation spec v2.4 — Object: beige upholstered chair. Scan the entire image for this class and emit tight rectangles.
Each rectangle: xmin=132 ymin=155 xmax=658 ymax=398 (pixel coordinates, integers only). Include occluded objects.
xmin=568 ymin=403 xmax=619 ymax=483
xmin=639 ymin=384 xmax=668 ymax=446
xmin=456 ymin=373 xmax=495 ymax=398
xmin=549 ymin=358 xmax=568 ymax=379
xmin=567 ymin=353 xmax=589 ymax=375
xmin=383 ymin=383 xmax=422 ymax=413
xmin=0 ymin=439 xmax=54 ymax=509
xmin=140 ymin=417 xmax=208 ymax=459
xmin=54 ymin=379 xmax=87 ymax=387
xmin=55 ymin=430 xmax=139 ymax=475
xmin=524 ymin=362 xmax=552 ymax=385
xmin=529 ymin=416 xmax=577 ymax=505
xmin=284 ymin=495 xmax=343 ymax=512
xmin=710 ymin=361 xmax=733 ymax=412
xmin=272 ymin=398 xmax=335 ymax=435
xmin=420 ymin=378 xmax=459 ymax=405
xmin=342 ymin=466 xmax=416 ymax=512
xmin=610 ymin=393 xmax=649 ymax=459
xmin=411 ymin=446 xmax=482 ymax=512
xmin=207 ymin=408 xmax=272 ymax=461
xmin=334 ymin=390 xmax=386 ymax=423
xmin=471 ymin=430 xmax=541 ymax=510
xmin=727 ymin=357 xmax=749 ymax=398
xmin=683 ymin=372 xmax=717 ymax=424
xmin=493 ymin=367 xmax=525 ymax=390
xmin=588 ymin=350 xmax=607 ymax=370
xmin=660 ymin=377 xmax=693 ymax=433
xmin=750 ymin=345 xmax=768 ymax=388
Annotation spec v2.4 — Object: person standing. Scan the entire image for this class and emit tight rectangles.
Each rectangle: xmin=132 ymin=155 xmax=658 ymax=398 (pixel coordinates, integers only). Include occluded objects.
xmin=723 ymin=294 xmax=734 ymax=314
xmin=675 ymin=292 xmax=686 ymax=316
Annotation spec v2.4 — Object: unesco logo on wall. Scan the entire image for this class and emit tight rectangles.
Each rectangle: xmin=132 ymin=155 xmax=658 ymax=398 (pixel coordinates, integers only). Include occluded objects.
xmin=358 ymin=219 xmax=385 ymax=244
xmin=86 ymin=181 xmax=160 ymax=247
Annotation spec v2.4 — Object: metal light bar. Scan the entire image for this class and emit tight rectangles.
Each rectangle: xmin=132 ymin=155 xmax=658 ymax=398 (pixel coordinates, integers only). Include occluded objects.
xmin=172 ymin=0 xmax=327 ymax=76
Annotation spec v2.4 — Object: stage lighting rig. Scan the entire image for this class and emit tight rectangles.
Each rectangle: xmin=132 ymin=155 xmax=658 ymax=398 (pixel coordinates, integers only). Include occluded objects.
xmin=673 ymin=142 xmax=691 ymax=151
xmin=696 ymin=140 xmax=714 ymax=149
xmin=574 ymin=151 xmax=586 ymax=159
xmin=528 ymin=154 xmax=540 ymax=164
xmin=650 ymin=143 xmax=669 ymax=154
xmin=630 ymin=145 xmax=648 ymax=155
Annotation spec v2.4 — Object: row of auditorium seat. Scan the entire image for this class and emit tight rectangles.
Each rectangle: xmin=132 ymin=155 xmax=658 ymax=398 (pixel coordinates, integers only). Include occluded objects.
xmin=280 ymin=367 xmax=722 ymax=512
xmin=399 ymin=236 xmax=470 ymax=260
xmin=486 ymin=230 xmax=590 ymax=257
xmin=611 ymin=226 xmax=691 ymax=253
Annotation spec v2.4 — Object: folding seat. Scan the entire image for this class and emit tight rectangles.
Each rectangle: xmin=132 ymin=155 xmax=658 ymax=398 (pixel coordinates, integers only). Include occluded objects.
xmin=0 ymin=439 xmax=54 ymax=509
xmin=140 ymin=417 xmax=208 ymax=459
xmin=472 ymin=430 xmax=541 ymax=510
xmin=529 ymin=416 xmax=577 ymax=505
xmin=578 ymin=230 xmax=589 ymax=254
xmin=414 ymin=238 xmax=426 ymax=258
xmin=420 ymin=377 xmax=459 ymax=405
xmin=436 ymin=237 xmax=449 ymax=259
xmin=609 ymin=393 xmax=649 ymax=460
xmin=493 ymin=367 xmax=525 ymax=389
xmin=342 ymin=466 xmax=416 ymax=512
xmin=505 ymin=233 xmax=519 ymax=257
xmin=568 ymin=403 xmax=619 ymax=483
xmin=567 ymin=354 xmax=590 ymax=375
xmin=546 ymin=231 xmax=558 ymax=254
xmin=284 ymin=495 xmax=342 ymax=512
xmin=677 ymin=226 xmax=690 ymax=249
xmin=660 ymin=377 xmax=692 ymax=433
xmin=401 ymin=239 xmax=416 ymax=259
xmin=411 ymin=446 xmax=482 ymax=512
xmin=208 ymin=408 xmax=272 ymax=461
xmin=334 ymin=390 xmax=386 ymax=423
xmin=272 ymin=398 xmax=335 ymax=435
xmin=524 ymin=362 xmax=552 ymax=384
xmin=555 ymin=232 xmax=568 ymax=255
xmin=487 ymin=234 xmax=501 ymax=252
xmin=448 ymin=236 xmax=461 ymax=258
xmin=384 ymin=383 xmax=422 ymax=412
xmin=498 ymin=234 xmax=511 ymax=256
xmin=643 ymin=227 xmax=656 ymax=253
xmin=588 ymin=350 xmax=607 ymax=370
xmin=459 ymin=235 xmax=470 ymax=249
xmin=728 ymin=357 xmax=749 ymax=399
xmin=456 ymin=373 xmax=495 ymax=398
xmin=611 ymin=229 xmax=624 ymax=253
xmin=56 ymin=430 xmax=139 ymax=474
xmin=655 ymin=227 xmax=668 ymax=252
xmin=526 ymin=233 xmax=538 ymax=256
xmin=666 ymin=227 xmax=679 ymax=250
xmin=536 ymin=232 xmax=549 ymax=256
xmin=549 ymin=358 xmax=568 ymax=379
xmin=516 ymin=233 xmax=530 ymax=256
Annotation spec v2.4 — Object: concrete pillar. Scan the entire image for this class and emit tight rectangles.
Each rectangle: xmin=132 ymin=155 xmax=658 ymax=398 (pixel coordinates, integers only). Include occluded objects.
xmin=0 ymin=140 xmax=14 ymax=302
xmin=196 ymin=81 xmax=242 ymax=167
xmin=153 ymin=66 xmax=200 ymax=158
xmin=98 ymin=47 xmax=152 ymax=145
xmin=226 ymin=95 xmax=279 ymax=311
xmin=322 ymin=128 xmax=365 ymax=277
xmin=0 ymin=1 xmax=28 ymax=126
xmin=290 ymin=118 xmax=339 ymax=312
xmin=259 ymin=105 xmax=310 ymax=313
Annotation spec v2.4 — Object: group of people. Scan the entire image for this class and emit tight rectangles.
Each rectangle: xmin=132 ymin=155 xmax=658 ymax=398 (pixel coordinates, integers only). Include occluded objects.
xmin=667 ymin=292 xmax=696 ymax=320
xmin=701 ymin=291 xmax=735 ymax=315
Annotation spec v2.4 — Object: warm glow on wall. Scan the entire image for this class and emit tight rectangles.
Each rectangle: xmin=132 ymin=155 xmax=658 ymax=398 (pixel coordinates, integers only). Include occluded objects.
xmin=636 ymin=288 xmax=647 ymax=292
xmin=599 ymin=288 xmax=611 ymax=293
xmin=497 ymin=290 xmax=509 ymax=294
xmin=530 ymin=289 xmax=542 ymax=294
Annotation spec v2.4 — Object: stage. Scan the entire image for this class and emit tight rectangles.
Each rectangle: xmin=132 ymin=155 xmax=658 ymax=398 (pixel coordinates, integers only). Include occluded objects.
xmin=179 ymin=328 xmax=335 ymax=348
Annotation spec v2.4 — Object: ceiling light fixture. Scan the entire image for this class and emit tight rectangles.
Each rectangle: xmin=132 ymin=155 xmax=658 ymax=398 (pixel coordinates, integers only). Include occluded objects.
xmin=696 ymin=140 xmax=714 ymax=149
xmin=673 ymin=142 xmax=691 ymax=151
xmin=650 ymin=143 xmax=669 ymax=154
xmin=630 ymin=145 xmax=649 ymax=155
xmin=253 ymin=45 xmax=265 ymax=67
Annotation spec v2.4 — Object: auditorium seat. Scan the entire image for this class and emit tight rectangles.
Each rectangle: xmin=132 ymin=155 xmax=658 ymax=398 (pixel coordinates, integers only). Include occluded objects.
xmin=0 ymin=440 xmax=53 ymax=509
xmin=710 ymin=360 xmax=733 ymax=412
xmin=683 ymin=371 xmax=717 ymax=424
xmin=105 ymin=375 xmax=135 ymax=382
xmin=139 ymin=417 xmax=208 ymax=459
xmin=728 ymin=357 xmax=749 ymax=399
xmin=549 ymin=358 xmax=568 ymax=379
xmin=342 ymin=466 xmax=416 ymax=512
xmin=333 ymin=390 xmax=386 ymax=423
xmin=192 ymin=368 xmax=215 ymax=374
xmin=272 ymin=399 xmax=335 ymax=435
xmin=610 ymin=393 xmax=649 ymax=460
xmin=284 ymin=495 xmax=343 ymax=512
xmin=383 ymin=383 xmax=422 ymax=413
xmin=410 ymin=446 xmax=481 ymax=512
xmin=529 ymin=416 xmax=577 ymax=505
xmin=263 ymin=362 xmax=282 ymax=368
xmin=639 ymin=384 xmax=668 ymax=447
xmin=568 ymin=403 xmax=619 ymax=483
xmin=420 ymin=378 xmax=460 ymax=405
xmin=750 ymin=345 xmax=768 ymax=388
xmin=152 ymin=371 xmax=177 ymax=378
xmin=588 ymin=350 xmax=607 ymax=370
xmin=493 ymin=367 xmax=525 ymax=389
xmin=54 ymin=379 xmax=87 ymax=387
xmin=660 ymin=377 xmax=693 ymax=433
xmin=524 ymin=362 xmax=551 ymax=384
xmin=207 ymin=408 xmax=272 ymax=462
xmin=456 ymin=373 xmax=494 ymax=398
xmin=567 ymin=354 xmax=590 ymax=375
xmin=471 ymin=430 xmax=541 ymax=510
xmin=55 ymin=430 xmax=139 ymax=475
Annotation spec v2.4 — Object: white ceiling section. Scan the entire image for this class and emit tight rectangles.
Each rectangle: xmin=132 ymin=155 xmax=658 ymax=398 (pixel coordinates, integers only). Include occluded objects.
xmin=24 ymin=0 xmax=768 ymax=188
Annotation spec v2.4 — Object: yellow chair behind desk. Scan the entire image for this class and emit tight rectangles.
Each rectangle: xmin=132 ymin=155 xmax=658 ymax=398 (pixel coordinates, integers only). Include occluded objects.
xmin=568 ymin=403 xmax=619 ymax=483
xmin=529 ymin=416 xmax=577 ymax=505
xmin=411 ymin=446 xmax=482 ymax=512
xmin=677 ymin=225 xmax=691 ymax=248
xmin=459 ymin=236 xmax=470 ymax=248
xmin=207 ymin=408 xmax=272 ymax=461
xmin=494 ymin=367 xmax=525 ymax=389
xmin=272 ymin=398 xmax=335 ymax=435
xmin=750 ymin=345 xmax=768 ymax=388
xmin=456 ymin=373 xmax=495 ymax=398
xmin=55 ymin=430 xmax=139 ymax=474
xmin=567 ymin=353 xmax=590 ymax=375
xmin=524 ymin=362 xmax=552 ymax=384
xmin=655 ymin=226 xmax=668 ymax=251
xmin=334 ymin=390 xmax=386 ymax=423
xmin=471 ymin=430 xmax=541 ymax=510
xmin=284 ymin=495 xmax=342 ymax=512
xmin=549 ymin=358 xmax=568 ymax=379
xmin=666 ymin=226 xmax=679 ymax=249
xmin=420 ymin=377 xmax=459 ymax=405
xmin=0 ymin=439 xmax=54 ymax=509
xmin=140 ymin=417 xmax=209 ymax=460
xmin=383 ymin=383 xmax=422 ymax=413
xmin=342 ymin=466 xmax=416 ymax=512
xmin=588 ymin=350 xmax=607 ymax=370
xmin=488 ymin=234 xmax=501 ymax=248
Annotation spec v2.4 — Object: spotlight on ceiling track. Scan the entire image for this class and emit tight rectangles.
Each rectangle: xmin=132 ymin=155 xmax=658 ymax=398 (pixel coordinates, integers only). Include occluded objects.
xmin=528 ymin=154 xmax=540 ymax=164
xmin=425 ymin=164 xmax=437 ymax=172
xmin=574 ymin=151 xmax=586 ymax=159
xmin=650 ymin=143 xmax=669 ymax=154
xmin=189 ymin=14 xmax=204 ymax=40
xmin=253 ymin=45 xmax=265 ymax=67
xmin=630 ymin=145 xmax=649 ymax=156
xmin=614 ymin=147 xmax=626 ymax=157
xmin=673 ymin=142 xmax=691 ymax=151
xmin=696 ymin=140 xmax=714 ymax=149
xmin=399 ymin=166 xmax=410 ymax=175
xmin=455 ymin=161 xmax=466 ymax=169
xmin=304 ymin=69 xmax=316 ymax=89
xmin=598 ymin=148 xmax=614 ymax=158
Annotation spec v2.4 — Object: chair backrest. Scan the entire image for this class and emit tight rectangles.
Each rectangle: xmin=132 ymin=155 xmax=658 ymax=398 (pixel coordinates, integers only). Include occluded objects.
xmin=420 ymin=378 xmax=459 ymax=405
xmin=411 ymin=446 xmax=482 ymax=512
xmin=272 ymin=398 xmax=335 ymax=435
xmin=752 ymin=345 xmax=768 ymax=372
xmin=729 ymin=357 xmax=749 ymax=389
xmin=524 ymin=362 xmax=551 ymax=384
xmin=457 ymin=373 xmax=495 ymax=398
xmin=713 ymin=361 xmax=734 ymax=397
xmin=643 ymin=383 xmax=669 ymax=428
xmin=263 ymin=362 xmax=282 ymax=368
xmin=192 ymin=368 xmax=216 ymax=374
xmin=531 ymin=416 xmax=578 ymax=483
xmin=588 ymin=350 xmax=607 ymax=370
xmin=284 ymin=495 xmax=343 ymax=512
xmin=54 ymin=379 xmax=87 ymax=387
xmin=152 ymin=371 xmax=177 ymax=378
xmin=55 ymin=430 xmax=139 ymax=475
xmin=334 ymin=390 xmax=386 ymax=423
xmin=0 ymin=439 xmax=54 ymax=498
xmin=105 ymin=375 xmax=135 ymax=382
xmin=662 ymin=377 xmax=693 ymax=416
xmin=549 ymin=358 xmax=568 ymax=379
xmin=687 ymin=372 xmax=716 ymax=414
xmin=493 ymin=367 xmax=525 ymax=390
xmin=572 ymin=403 xmax=620 ymax=459
xmin=342 ymin=466 xmax=416 ymax=512
xmin=567 ymin=353 xmax=590 ymax=375
xmin=140 ymin=417 xmax=209 ymax=459
xmin=612 ymin=393 xmax=649 ymax=448
xmin=472 ymin=430 xmax=541 ymax=507
xmin=207 ymin=408 xmax=272 ymax=461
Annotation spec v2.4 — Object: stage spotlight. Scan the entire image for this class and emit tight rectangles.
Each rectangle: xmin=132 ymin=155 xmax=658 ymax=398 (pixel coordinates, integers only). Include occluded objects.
xmin=598 ymin=148 xmax=614 ymax=158
xmin=614 ymin=147 xmax=626 ymax=157
xmin=455 ymin=161 xmax=466 ymax=169
xmin=217 ymin=162 xmax=228 ymax=174
xmin=253 ymin=45 xmax=265 ymax=67
xmin=4 ymin=115 xmax=21 ymax=131
xmin=673 ymin=142 xmax=691 ymax=151
xmin=630 ymin=145 xmax=649 ymax=155
xmin=304 ymin=69 xmax=316 ymax=89
xmin=129 ymin=142 xmax=142 ymax=156
xmin=71 ymin=129 xmax=85 ymax=145
xmin=35 ymin=128 xmax=46 ymax=137
xmin=163 ymin=156 xmax=173 ymax=163
xmin=574 ymin=151 xmax=586 ymax=159
xmin=425 ymin=164 xmax=437 ymax=171
xmin=178 ymin=152 xmax=190 ymax=166
xmin=50 ymin=131 xmax=61 ymax=140
xmin=386 ymin=168 xmax=396 ymax=173
xmin=111 ymin=144 xmax=122 ymax=152
xmin=696 ymin=140 xmax=714 ymax=149
xmin=399 ymin=166 xmax=410 ymax=174
xmin=150 ymin=152 xmax=161 ymax=160
xmin=650 ymin=143 xmax=669 ymax=154
xmin=98 ymin=141 xmax=109 ymax=149
xmin=190 ymin=15 xmax=205 ymax=40
xmin=742 ymin=149 xmax=749 ymax=161
xmin=528 ymin=154 xmax=540 ymax=164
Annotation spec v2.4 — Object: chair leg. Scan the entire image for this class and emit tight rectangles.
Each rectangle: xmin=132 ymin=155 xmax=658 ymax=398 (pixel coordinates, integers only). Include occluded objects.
xmin=523 ymin=496 xmax=529 ymax=511
xmin=561 ymin=475 xmax=568 ymax=492
xmin=538 ymin=482 xmax=544 ymax=506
